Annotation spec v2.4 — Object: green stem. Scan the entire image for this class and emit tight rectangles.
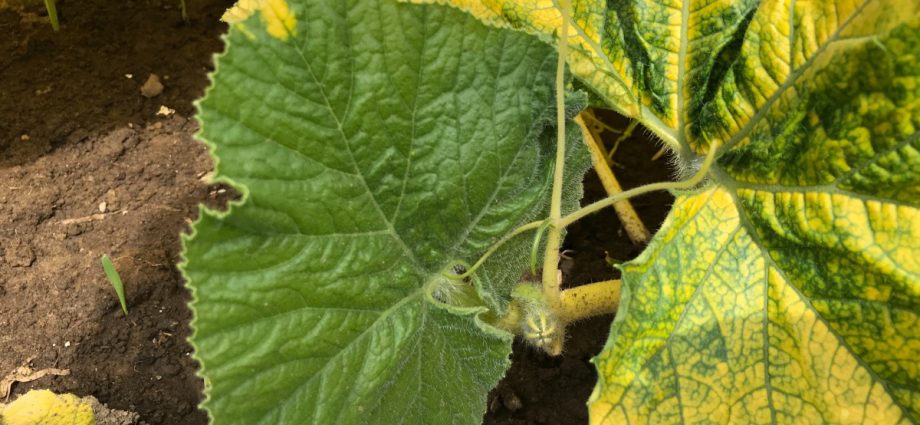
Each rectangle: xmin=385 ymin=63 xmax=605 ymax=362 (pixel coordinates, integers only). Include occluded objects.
xmin=463 ymin=140 xmax=720 ymax=280
xmin=530 ymin=219 xmax=553 ymax=276
xmin=542 ymin=0 xmax=572 ymax=306
xmin=452 ymin=221 xmax=543 ymax=279
xmin=558 ymin=139 xmax=722 ymax=228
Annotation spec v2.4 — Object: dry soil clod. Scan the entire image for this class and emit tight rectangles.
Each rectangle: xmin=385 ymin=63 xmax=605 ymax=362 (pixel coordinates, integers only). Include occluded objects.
xmin=140 ymin=74 xmax=164 ymax=98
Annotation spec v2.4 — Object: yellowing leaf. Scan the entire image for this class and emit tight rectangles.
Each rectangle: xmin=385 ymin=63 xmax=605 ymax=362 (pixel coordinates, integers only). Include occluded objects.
xmin=222 ymin=0 xmax=296 ymax=41
xmin=403 ymin=0 xmax=671 ymax=140
xmin=406 ymin=0 xmax=920 ymax=423
xmin=591 ymin=187 xmax=918 ymax=423
xmin=591 ymin=7 xmax=920 ymax=425
xmin=0 ymin=390 xmax=94 ymax=425
xmin=405 ymin=0 xmax=919 ymax=155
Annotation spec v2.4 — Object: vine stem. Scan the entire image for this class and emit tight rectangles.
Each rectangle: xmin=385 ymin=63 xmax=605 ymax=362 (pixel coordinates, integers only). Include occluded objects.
xmin=608 ymin=120 xmax=639 ymax=162
xmin=542 ymin=0 xmax=572 ymax=308
xmin=452 ymin=221 xmax=543 ymax=279
xmin=460 ymin=138 xmax=721 ymax=280
xmin=558 ymin=138 xmax=722 ymax=228
xmin=575 ymin=112 xmax=651 ymax=244
xmin=556 ymin=279 xmax=621 ymax=324
xmin=455 ymin=0 xmax=721 ymax=310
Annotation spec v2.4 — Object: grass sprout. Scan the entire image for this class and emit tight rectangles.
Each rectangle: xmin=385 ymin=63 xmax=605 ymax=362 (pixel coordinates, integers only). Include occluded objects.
xmin=43 ymin=0 xmax=59 ymax=31
xmin=101 ymin=254 xmax=128 ymax=315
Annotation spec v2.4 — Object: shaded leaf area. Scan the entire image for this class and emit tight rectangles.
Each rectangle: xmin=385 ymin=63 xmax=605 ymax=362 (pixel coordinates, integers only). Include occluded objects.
xmin=183 ymin=0 xmax=590 ymax=423
xmin=404 ymin=0 xmax=920 ymax=423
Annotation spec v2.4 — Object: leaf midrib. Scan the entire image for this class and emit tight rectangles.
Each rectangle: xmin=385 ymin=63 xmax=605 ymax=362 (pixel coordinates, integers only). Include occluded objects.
xmin=729 ymin=182 xmax=915 ymax=207
xmin=284 ymin=1 xmax=424 ymax=271
xmin=676 ymin=0 xmax=690 ymax=149
xmin=389 ymin=5 xmax=428 ymax=225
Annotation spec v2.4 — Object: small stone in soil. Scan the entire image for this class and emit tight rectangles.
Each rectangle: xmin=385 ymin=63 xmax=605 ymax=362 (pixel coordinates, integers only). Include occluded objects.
xmin=156 ymin=105 xmax=175 ymax=116
xmin=140 ymin=74 xmax=164 ymax=98
xmin=501 ymin=391 xmax=523 ymax=412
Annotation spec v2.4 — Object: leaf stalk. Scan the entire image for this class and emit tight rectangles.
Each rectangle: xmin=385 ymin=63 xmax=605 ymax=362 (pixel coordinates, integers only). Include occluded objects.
xmin=542 ymin=0 xmax=573 ymax=309
xmin=558 ymin=138 xmax=721 ymax=228
xmin=556 ymin=279 xmax=621 ymax=324
xmin=575 ymin=112 xmax=651 ymax=244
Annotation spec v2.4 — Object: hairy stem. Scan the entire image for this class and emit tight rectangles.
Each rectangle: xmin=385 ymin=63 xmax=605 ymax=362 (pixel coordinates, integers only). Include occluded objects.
xmin=493 ymin=303 xmax=522 ymax=333
xmin=559 ymin=139 xmax=722 ymax=228
xmin=575 ymin=113 xmax=651 ymax=244
xmin=463 ymin=140 xmax=719 ymax=282
xmin=556 ymin=279 xmax=621 ymax=324
xmin=454 ymin=220 xmax=543 ymax=279
xmin=542 ymin=0 xmax=572 ymax=307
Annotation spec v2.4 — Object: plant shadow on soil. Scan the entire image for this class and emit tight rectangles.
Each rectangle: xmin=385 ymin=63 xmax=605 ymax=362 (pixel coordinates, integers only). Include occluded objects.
xmin=0 ymin=3 xmax=674 ymax=423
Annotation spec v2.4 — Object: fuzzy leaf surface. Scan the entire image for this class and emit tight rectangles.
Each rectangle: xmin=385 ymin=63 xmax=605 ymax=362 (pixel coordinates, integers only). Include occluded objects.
xmin=406 ymin=0 xmax=920 ymax=423
xmin=182 ymin=0 xmax=586 ymax=423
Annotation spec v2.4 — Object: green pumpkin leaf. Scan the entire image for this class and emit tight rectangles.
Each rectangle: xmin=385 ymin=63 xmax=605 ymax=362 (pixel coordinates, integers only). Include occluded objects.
xmin=406 ymin=0 xmax=920 ymax=423
xmin=182 ymin=0 xmax=589 ymax=423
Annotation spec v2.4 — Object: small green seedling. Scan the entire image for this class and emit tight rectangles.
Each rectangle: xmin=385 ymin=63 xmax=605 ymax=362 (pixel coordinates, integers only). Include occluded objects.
xmin=180 ymin=0 xmax=188 ymax=22
xmin=100 ymin=255 xmax=127 ymax=315
xmin=43 ymin=0 xmax=59 ymax=31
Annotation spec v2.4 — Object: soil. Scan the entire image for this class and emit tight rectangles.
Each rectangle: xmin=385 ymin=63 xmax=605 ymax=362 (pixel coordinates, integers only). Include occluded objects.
xmin=0 ymin=1 xmax=233 ymax=424
xmin=0 ymin=2 xmax=675 ymax=424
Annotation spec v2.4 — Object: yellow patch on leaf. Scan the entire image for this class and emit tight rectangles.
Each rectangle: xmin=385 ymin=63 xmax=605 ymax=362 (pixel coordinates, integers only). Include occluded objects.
xmin=403 ymin=0 xmax=919 ymax=156
xmin=0 ymin=390 xmax=94 ymax=425
xmin=591 ymin=185 xmax=919 ymax=424
xmin=222 ymin=0 xmax=296 ymax=41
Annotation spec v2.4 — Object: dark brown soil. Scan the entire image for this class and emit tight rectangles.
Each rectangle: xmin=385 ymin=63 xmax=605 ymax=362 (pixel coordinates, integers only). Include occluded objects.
xmin=0 ymin=2 xmax=675 ymax=423
xmin=0 ymin=1 xmax=232 ymax=424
